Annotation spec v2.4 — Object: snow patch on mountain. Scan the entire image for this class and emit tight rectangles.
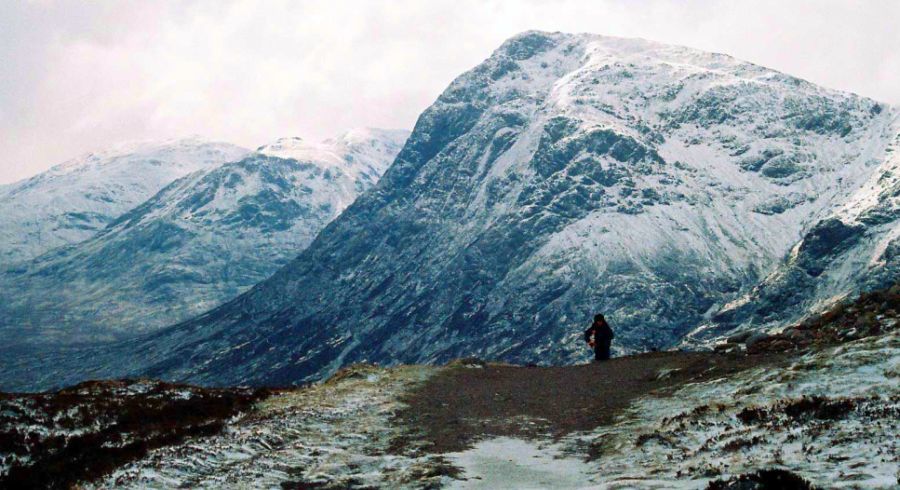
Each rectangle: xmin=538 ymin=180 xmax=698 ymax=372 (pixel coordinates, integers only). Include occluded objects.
xmin=689 ymin=118 xmax=900 ymax=344
xmin=258 ymin=128 xmax=408 ymax=186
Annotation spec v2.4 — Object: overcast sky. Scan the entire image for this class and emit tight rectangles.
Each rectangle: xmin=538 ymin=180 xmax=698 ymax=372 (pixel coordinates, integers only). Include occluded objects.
xmin=1 ymin=0 xmax=898 ymax=184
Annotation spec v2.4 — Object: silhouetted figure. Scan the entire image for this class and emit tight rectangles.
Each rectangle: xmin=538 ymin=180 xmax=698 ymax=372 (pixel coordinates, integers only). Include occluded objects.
xmin=584 ymin=314 xmax=614 ymax=362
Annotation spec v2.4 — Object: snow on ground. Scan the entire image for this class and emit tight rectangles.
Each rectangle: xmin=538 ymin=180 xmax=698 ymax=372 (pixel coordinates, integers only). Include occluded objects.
xmin=487 ymin=330 xmax=899 ymax=489
xmin=0 ymin=380 xmax=263 ymax=486
xmin=62 ymin=333 xmax=899 ymax=489
xmin=446 ymin=437 xmax=598 ymax=489
xmin=91 ymin=365 xmax=457 ymax=489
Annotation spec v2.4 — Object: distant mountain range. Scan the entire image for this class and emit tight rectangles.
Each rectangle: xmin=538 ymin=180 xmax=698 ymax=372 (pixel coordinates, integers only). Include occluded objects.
xmin=0 ymin=129 xmax=408 ymax=346
xmin=0 ymin=138 xmax=250 ymax=265
xmin=1 ymin=31 xmax=897 ymax=392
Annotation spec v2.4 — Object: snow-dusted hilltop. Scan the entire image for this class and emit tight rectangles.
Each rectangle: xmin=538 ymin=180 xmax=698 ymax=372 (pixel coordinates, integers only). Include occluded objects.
xmin=0 ymin=139 xmax=251 ymax=265
xmin=2 ymin=31 xmax=897 ymax=391
xmin=0 ymin=129 xmax=408 ymax=346
xmin=258 ymin=128 xmax=409 ymax=187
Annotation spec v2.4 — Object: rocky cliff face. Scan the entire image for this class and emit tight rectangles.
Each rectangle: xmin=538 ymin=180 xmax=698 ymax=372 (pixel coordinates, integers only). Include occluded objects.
xmin=0 ymin=139 xmax=251 ymax=265
xmin=2 ymin=31 xmax=896 ymax=391
xmin=0 ymin=129 xmax=407 ymax=346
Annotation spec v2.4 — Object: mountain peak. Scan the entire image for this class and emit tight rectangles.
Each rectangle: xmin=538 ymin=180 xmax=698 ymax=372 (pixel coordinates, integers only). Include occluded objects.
xmin=257 ymin=128 xmax=409 ymax=178
xmin=335 ymin=127 xmax=411 ymax=147
xmin=0 ymin=138 xmax=250 ymax=265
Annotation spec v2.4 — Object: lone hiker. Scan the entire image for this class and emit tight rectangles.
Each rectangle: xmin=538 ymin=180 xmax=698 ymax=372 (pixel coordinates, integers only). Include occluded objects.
xmin=585 ymin=314 xmax=614 ymax=362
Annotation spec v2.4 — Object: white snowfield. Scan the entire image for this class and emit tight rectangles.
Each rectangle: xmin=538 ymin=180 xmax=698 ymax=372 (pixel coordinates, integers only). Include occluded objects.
xmin=498 ymin=33 xmax=894 ymax=261
xmin=0 ymin=138 xmax=251 ymax=265
xmin=694 ymin=120 xmax=900 ymax=339
xmin=86 ymin=331 xmax=898 ymax=489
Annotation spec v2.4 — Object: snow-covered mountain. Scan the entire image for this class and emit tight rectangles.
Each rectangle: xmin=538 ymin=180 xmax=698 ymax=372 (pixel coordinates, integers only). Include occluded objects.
xmin=0 ymin=129 xmax=408 ymax=346
xmin=2 ymin=31 xmax=897 ymax=391
xmin=0 ymin=139 xmax=251 ymax=265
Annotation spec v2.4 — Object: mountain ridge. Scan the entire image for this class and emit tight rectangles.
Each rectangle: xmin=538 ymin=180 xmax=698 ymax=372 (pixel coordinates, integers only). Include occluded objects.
xmin=0 ymin=138 xmax=251 ymax=265
xmin=0 ymin=129 xmax=408 ymax=346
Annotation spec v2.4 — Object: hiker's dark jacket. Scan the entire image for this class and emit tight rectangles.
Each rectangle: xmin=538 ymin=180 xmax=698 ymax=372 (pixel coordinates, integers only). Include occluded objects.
xmin=584 ymin=321 xmax=614 ymax=345
xmin=585 ymin=320 xmax=614 ymax=361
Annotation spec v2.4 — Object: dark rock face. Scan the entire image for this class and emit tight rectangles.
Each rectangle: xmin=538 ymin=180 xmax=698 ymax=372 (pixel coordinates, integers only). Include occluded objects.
xmin=752 ymin=193 xmax=808 ymax=215
xmin=707 ymin=469 xmax=816 ymax=490
xmin=794 ymin=219 xmax=866 ymax=277
xmin=0 ymin=31 xmax=895 ymax=391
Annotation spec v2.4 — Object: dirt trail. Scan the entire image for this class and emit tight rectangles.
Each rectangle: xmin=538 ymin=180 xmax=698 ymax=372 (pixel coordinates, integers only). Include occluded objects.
xmin=394 ymin=287 xmax=900 ymax=455
xmin=394 ymin=350 xmax=786 ymax=453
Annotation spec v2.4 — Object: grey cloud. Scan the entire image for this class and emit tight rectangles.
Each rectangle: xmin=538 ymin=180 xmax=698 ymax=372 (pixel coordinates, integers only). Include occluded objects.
xmin=1 ymin=0 xmax=898 ymax=184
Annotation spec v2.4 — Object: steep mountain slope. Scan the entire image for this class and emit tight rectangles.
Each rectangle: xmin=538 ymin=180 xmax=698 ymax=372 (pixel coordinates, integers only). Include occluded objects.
xmin=0 ymin=129 xmax=407 ymax=345
xmin=2 ymin=31 xmax=896 ymax=391
xmin=0 ymin=139 xmax=250 ymax=265
xmin=688 ymin=122 xmax=900 ymax=342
